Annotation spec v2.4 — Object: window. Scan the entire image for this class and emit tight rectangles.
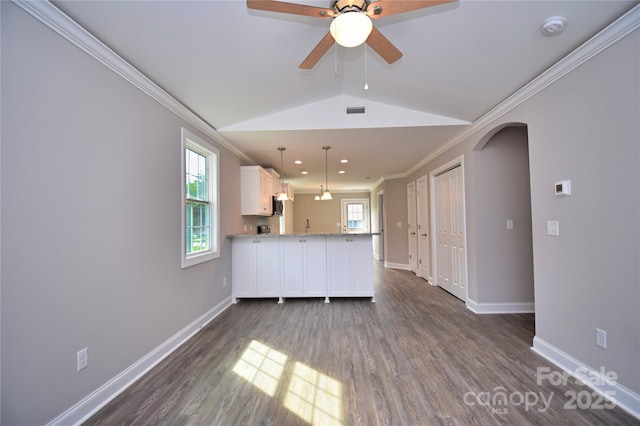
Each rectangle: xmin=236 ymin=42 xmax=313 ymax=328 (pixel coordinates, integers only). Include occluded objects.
xmin=347 ymin=203 xmax=364 ymax=229
xmin=181 ymin=128 xmax=219 ymax=267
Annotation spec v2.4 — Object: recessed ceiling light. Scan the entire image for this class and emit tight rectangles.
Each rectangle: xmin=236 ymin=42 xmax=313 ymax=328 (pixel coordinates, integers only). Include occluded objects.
xmin=294 ymin=160 xmax=302 ymax=164
xmin=339 ymin=170 xmax=346 ymax=174
xmin=541 ymin=16 xmax=567 ymax=36
xmin=340 ymin=159 xmax=349 ymax=163
xmin=301 ymin=170 xmax=308 ymax=175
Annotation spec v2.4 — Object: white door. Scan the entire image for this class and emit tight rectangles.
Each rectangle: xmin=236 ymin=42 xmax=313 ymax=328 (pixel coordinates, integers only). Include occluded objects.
xmin=417 ymin=176 xmax=429 ymax=280
xmin=375 ymin=192 xmax=384 ymax=261
xmin=407 ymin=181 xmax=418 ymax=273
xmin=434 ymin=165 xmax=467 ymax=301
xmin=341 ymin=199 xmax=370 ymax=233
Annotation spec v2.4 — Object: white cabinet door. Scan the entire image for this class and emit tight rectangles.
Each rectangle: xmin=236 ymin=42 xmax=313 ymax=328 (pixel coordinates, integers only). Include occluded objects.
xmin=232 ymin=237 xmax=280 ymax=301
xmin=232 ymin=238 xmax=258 ymax=299
xmin=327 ymin=236 xmax=374 ymax=298
xmin=257 ymin=238 xmax=280 ymax=297
xmin=240 ymin=166 xmax=273 ymax=216
xmin=282 ymin=238 xmax=304 ymax=297
xmin=304 ymin=238 xmax=327 ymax=297
xmin=281 ymin=237 xmax=327 ymax=298
xmin=349 ymin=236 xmax=374 ymax=296
xmin=259 ymin=170 xmax=273 ymax=215
xmin=327 ymin=237 xmax=350 ymax=297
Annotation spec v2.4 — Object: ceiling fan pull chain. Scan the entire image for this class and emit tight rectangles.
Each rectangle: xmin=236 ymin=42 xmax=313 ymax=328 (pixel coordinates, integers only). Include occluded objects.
xmin=364 ymin=43 xmax=369 ymax=90
xmin=334 ymin=41 xmax=338 ymax=77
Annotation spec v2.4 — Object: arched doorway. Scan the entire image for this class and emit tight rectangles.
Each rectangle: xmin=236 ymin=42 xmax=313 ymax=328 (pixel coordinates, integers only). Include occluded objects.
xmin=469 ymin=123 xmax=535 ymax=313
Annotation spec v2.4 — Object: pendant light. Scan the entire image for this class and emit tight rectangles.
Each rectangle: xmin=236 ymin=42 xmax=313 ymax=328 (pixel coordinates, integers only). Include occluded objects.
xmin=321 ymin=146 xmax=333 ymax=200
xmin=277 ymin=147 xmax=289 ymax=201
xmin=315 ymin=185 xmax=323 ymax=201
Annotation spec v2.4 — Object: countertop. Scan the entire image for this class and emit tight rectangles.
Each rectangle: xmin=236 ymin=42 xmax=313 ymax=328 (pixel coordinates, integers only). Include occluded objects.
xmin=228 ymin=233 xmax=379 ymax=238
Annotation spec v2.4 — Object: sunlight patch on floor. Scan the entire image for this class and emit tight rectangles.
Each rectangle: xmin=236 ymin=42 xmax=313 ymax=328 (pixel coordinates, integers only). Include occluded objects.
xmin=284 ymin=362 xmax=343 ymax=426
xmin=232 ymin=340 xmax=288 ymax=397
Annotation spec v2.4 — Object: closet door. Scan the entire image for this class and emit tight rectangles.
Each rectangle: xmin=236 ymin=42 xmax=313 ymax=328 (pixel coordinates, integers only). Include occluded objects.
xmin=435 ymin=165 xmax=467 ymax=301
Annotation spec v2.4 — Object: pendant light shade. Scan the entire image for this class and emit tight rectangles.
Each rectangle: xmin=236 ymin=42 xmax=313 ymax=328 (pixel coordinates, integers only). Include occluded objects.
xmin=321 ymin=146 xmax=333 ymax=200
xmin=277 ymin=147 xmax=289 ymax=201
xmin=315 ymin=185 xmax=323 ymax=201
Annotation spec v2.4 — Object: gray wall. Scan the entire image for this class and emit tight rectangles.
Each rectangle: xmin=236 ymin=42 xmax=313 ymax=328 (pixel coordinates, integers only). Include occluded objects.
xmin=1 ymin=3 xmax=242 ymax=424
xmin=473 ymin=126 xmax=534 ymax=304
xmin=519 ymin=30 xmax=639 ymax=394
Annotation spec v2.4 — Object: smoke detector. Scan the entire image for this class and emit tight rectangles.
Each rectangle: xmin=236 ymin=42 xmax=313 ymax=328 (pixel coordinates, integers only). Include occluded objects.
xmin=541 ymin=16 xmax=567 ymax=36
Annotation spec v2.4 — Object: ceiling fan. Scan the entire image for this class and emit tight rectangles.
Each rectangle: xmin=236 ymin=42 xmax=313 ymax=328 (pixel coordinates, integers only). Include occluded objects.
xmin=247 ymin=0 xmax=456 ymax=69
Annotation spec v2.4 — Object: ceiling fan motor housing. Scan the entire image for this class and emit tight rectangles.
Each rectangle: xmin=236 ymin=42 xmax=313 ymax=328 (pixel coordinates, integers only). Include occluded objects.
xmin=332 ymin=0 xmax=369 ymax=14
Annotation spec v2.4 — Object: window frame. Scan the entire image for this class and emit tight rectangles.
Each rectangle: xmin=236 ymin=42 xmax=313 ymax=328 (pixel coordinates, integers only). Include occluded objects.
xmin=181 ymin=128 xmax=220 ymax=268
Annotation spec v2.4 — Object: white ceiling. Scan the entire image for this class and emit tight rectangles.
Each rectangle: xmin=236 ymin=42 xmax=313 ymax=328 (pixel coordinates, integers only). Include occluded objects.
xmin=53 ymin=0 xmax=636 ymax=192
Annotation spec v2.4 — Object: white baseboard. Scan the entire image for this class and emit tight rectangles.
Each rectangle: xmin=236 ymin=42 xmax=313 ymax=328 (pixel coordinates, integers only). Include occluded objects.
xmin=532 ymin=336 xmax=640 ymax=420
xmin=47 ymin=296 xmax=233 ymax=426
xmin=384 ymin=262 xmax=410 ymax=270
xmin=466 ymin=298 xmax=535 ymax=314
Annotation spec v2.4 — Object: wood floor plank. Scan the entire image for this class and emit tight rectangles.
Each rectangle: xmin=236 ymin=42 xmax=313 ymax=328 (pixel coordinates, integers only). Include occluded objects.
xmin=84 ymin=262 xmax=639 ymax=425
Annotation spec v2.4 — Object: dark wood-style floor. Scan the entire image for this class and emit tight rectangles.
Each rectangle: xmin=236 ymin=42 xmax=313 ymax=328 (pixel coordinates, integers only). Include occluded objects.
xmin=85 ymin=262 xmax=638 ymax=425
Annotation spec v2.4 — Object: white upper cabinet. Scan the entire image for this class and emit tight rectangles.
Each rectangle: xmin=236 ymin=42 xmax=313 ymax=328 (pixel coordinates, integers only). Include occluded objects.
xmin=241 ymin=166 xmax=273 ymax=216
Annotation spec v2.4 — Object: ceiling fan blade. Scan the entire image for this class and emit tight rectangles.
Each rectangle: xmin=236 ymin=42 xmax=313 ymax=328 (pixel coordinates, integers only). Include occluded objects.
xmin=299 ymin=32 xmax=335 ymax=69
xmin=368 ymin=0 xmax=456 ymax=19
xmin=366 ymin=27 xmax=402 ymax=64
xmin=247 ymin=0 xmax=333 ymax=18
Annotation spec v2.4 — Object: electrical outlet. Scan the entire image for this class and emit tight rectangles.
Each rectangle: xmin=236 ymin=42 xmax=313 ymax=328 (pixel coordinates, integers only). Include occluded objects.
xmin=506 ymin=219 xmax=514 ymax=230
xmin=77 ymin=347 xmax=88 ymax=371
xmin=223 ymin=277 xmax=227 ymax=287
xmin=596 ymin=328 xmax=607 ymax=349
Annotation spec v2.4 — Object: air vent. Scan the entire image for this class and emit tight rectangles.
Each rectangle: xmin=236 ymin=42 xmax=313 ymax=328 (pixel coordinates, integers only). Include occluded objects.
xmin=346 ymin=106 xmax=366 ymax=115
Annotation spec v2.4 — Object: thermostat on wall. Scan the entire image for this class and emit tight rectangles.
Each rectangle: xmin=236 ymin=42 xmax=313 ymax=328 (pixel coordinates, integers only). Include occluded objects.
xmin=555 ymin=180 xmax=571 ymax=196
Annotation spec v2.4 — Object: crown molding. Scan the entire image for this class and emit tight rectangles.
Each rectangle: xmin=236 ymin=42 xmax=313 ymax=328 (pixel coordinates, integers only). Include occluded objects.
xmin=11 ymin=0 xmax=255 ymax=165
xmin=406 ymin=4 xmax=640 ymax=177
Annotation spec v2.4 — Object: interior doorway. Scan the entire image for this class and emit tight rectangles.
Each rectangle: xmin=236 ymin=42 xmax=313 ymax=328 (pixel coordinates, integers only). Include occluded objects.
xmin=472 ymin=123 xmax=534 ymax=313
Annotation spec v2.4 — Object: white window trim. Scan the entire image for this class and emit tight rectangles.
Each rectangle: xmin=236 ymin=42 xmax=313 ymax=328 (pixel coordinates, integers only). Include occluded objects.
xmin=181 ymin=128 xmax=220 ymax=268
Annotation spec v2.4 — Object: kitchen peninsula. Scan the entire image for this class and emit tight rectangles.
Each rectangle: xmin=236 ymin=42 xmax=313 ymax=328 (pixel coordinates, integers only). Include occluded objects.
xmin=230 ymin=233 xmax=376 ymax=304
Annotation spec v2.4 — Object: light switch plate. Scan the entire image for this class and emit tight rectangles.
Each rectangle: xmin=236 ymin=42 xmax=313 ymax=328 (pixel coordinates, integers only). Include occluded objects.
xmin=506 ymin=219 xmax=513 ymax=230
xmin=546 ymin=220 xmax=559 ymax=236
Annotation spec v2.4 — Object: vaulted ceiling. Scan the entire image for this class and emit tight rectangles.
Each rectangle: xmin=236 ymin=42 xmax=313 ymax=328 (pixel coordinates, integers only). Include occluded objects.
xmin=53 ymin=0 xmax=637 ymax=192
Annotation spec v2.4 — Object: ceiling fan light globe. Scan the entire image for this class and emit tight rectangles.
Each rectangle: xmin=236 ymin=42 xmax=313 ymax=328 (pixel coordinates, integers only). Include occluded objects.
xmin=330 ymin=13 xmax=372 ymax=48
